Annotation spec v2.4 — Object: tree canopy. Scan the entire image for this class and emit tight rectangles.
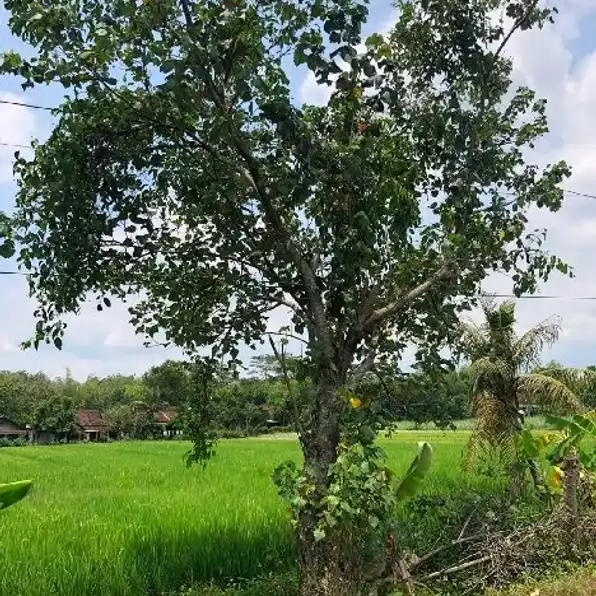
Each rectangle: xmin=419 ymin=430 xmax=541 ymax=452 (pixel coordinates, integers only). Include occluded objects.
xmin=0 ymin=0 xmax=574 ymax=593
xmin=0 ymin=0 xmax=569 ymax=370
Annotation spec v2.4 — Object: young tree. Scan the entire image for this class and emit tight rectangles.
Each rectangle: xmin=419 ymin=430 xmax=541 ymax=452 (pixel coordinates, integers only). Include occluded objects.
xmin=32 ymin=394 xmax=77 ymax=442
xmin=459 ymin=298 xmax=583 ymax=455
xmin=0 ymin=0 xmax=572 ymax=593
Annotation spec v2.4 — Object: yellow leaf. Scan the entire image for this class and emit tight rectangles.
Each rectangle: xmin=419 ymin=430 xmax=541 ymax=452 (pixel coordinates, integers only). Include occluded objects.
xmin=530 ymin=589 xmax=540 ymax=596
xmin=349 ymin=396 xmax=362 ymax=409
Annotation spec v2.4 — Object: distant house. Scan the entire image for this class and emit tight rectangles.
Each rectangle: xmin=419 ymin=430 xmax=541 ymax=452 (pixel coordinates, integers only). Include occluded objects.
xmin=0 ymin=416 xmax=29 ymax=441
xmin=76 ymin=410 xmax=105 ymax=442
xmin=153 ymin=409 xmax=180 ymax=437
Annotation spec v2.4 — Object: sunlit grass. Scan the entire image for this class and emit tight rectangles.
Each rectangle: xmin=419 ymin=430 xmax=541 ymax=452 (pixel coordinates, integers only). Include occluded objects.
xmin=0 ymin=433 xmax=494 ymax=596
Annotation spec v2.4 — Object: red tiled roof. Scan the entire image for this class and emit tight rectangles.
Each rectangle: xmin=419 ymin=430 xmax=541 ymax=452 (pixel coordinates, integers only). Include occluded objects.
xmin=153 ymin=409 xmax=178 ymax=424
xmin=76 ymin=409 xmax=105 ymax=429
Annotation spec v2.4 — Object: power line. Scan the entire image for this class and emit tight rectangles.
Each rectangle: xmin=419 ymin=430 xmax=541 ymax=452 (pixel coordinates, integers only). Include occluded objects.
xmin=487 ymin=294 xmax=596 ymax=301
xmin=4 ymin=134 xmax=596 ymax=201
xmin=0 ymin=269 xmax=595 ymax=303
xmin=0 ymin=96 xmax=595 ymax=205
xmin=0 ymin=142 xmax=32 ymax=149
xmin=0 ymin=98 xmax=54 ymax=111
xmin=563 ymin=189 xmax=596 ymax=201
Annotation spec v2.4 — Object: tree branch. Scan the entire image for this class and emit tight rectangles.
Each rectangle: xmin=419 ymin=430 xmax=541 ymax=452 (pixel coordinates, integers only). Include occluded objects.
xmin=419 ymin=555 xmax=492 ymax=582
xmin=493 ymin=1 xmax=540 ymax=67
xmin=178 ymin=0 xmax=334 ymax=366
xmin=268 ymin=335 xmax=304 ymax=437
xmin=409 ymin=534 xmax=486 ymax=573
xmin=350 ymin=333 xmax=382 ymax=381
xmin=362 ymin=262 xmax=458 ymax=332
xmin=265 ymin=331 xmax=308 ymax=345
xmin=180 ymin=0 xmax=194 ymax=28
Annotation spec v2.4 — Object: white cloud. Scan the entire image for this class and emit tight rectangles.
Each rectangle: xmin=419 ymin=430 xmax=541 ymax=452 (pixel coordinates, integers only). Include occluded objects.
xmin=0 ymin=275 xmax=185 ymax=379
xmin=299 ymin=72 xmax=334 ymax=106
xmin=0 ymin=92 xmax=37 ymax=183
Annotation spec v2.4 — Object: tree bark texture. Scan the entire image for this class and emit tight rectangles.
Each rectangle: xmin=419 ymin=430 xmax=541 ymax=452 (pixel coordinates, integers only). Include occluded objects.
xmin=297 ymin=378 xmax=361 ymax=596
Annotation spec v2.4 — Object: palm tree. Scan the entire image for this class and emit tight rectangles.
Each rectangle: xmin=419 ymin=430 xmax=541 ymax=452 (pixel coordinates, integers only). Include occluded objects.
xmin=459 ymin=297 xmax=584 ymax=456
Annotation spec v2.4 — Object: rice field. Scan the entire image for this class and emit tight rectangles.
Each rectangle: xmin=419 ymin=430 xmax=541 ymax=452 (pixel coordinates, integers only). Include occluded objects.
xmin=0 ymin=432 xmax=498 ymax=596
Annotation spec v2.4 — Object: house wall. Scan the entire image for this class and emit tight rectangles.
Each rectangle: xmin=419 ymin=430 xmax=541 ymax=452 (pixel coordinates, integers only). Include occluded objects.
xmin=0 ymin=418 xmax=28 ymax=436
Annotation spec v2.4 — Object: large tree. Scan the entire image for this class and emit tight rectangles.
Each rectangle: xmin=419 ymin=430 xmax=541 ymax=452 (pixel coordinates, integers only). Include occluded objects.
xmin=459 ymin=298 xmax=583 ymax=455
xmin=0 ymin=0 xmax=572 ymax=593
xmin=143 ymin=359 xmax=192 ymax=406
xmin=31 ymin=393 xmax=78 ymax=441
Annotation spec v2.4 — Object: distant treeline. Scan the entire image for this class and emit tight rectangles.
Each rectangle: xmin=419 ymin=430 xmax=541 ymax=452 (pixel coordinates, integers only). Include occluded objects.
xmin=2 ymin=356 xmax=595 ymax=439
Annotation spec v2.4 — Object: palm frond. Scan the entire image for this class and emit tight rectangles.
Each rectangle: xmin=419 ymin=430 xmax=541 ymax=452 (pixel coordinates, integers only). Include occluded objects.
xmin=469 ymin=357 xmax=514 ymax=395
xmin=512 ymin=317 xmax=562 ymax=371
xmin=533 ymin=366 xmax=587 ymax=394
xmin=483 ymin=298 xmax=516 ymax=335
xmin=517 ymin=372 xmax=584 ymax=414
xmin=458 ymin=321 xmax=490 ymax=361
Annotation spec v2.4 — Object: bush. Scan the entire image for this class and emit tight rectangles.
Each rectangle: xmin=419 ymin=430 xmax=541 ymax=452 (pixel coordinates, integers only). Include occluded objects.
xmin=0 ymin=436 xmax=28 ymax=447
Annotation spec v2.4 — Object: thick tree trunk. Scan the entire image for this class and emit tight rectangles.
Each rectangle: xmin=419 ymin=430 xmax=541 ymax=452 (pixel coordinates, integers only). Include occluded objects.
xmin=298 ymin=516 xmax=356 ymax=596
xmin=296 ymin=377 xmax=360 ymax=596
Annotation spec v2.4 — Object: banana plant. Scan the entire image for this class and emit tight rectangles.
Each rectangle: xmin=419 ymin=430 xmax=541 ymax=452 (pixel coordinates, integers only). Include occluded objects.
xmin=545 ymin=412 xmax=596 ymax=470
xmin=394 ymin=441 xmax=433 ymax=502
xmin=0 ymin=480 xmax=32 ymax=511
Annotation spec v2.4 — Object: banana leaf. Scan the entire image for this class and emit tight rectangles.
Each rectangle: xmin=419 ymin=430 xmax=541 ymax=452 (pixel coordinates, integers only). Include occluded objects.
xmin=544 ymin=413 xmax=596 ymax=461
xmin=394 ymin=441 xmax=433 ymax=502
xmin=545 ymin=413 xmax=596 ymax=439
xmin=0 ymin=480 xmax=32 ymax=510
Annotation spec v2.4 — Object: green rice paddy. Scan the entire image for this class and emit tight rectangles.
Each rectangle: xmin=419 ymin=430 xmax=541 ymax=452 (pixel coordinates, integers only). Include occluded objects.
xmin=0 ymin=432 xmax=497 ymax=596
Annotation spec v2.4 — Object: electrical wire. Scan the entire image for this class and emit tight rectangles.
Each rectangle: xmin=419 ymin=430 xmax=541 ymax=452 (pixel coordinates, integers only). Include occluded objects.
xmin=0 ymin=269 xmax=594 ymax=303
xmin=0 ymin=142 xmax=33 ymax=149
xmin=485 ymin=294 xmax=596 ymax=301
xmin=0 ymin=98 xmax=54 ymax=111
xmin=3 ymin=99 xmax=596 ymax=296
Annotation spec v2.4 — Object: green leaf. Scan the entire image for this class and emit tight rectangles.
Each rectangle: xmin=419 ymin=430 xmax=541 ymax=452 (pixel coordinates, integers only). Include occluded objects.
xmin=0 ymin=238 xmax=14 ymax=258
xmin=0 ymin=480 xmax=32 ymax=510
xmin=313 ymin=527 xmax=326 ymax=542
xmin=394 ymin=442 xmax=433 ymax=502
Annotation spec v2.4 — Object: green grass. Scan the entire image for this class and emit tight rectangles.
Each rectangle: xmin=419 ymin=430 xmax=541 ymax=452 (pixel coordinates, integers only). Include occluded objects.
xmin=0 ymin=432 xmax=495 ymax=596
xmin=387 ymin=415 xmax=549 ymax=431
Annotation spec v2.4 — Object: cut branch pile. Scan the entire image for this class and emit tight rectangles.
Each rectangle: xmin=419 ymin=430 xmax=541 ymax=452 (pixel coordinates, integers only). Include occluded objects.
xmin=369 ymin=507 xmax=596 ymax=596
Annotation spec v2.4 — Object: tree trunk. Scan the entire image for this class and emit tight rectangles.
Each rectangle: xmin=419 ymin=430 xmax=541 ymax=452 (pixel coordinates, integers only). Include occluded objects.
xmin=296 ymin=377 xmax=360 ymax=596
xmin=298 ymin=517 xmax=356 ymax=596
xmin=563 ymin=452 xmax=579 ymax=546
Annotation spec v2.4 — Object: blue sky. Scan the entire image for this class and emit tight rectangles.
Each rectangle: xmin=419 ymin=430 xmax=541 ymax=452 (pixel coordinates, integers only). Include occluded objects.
xmin=2 ymin=1 xmax=596 ymax=379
